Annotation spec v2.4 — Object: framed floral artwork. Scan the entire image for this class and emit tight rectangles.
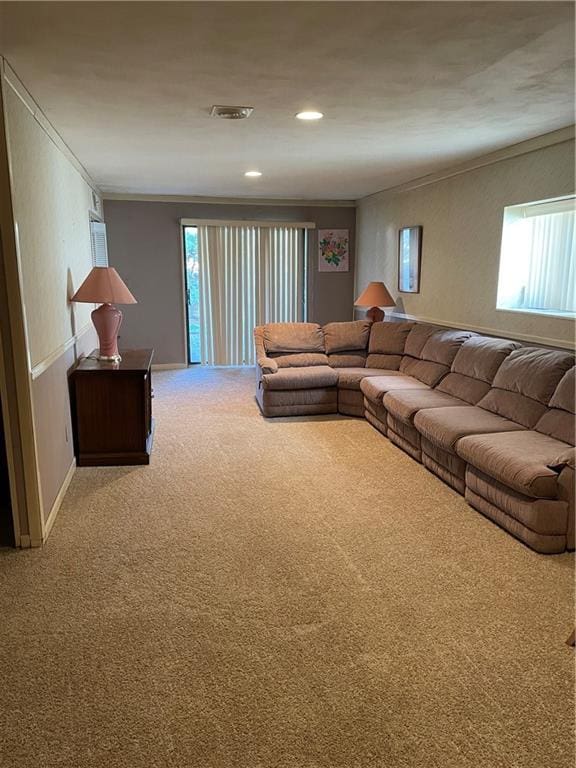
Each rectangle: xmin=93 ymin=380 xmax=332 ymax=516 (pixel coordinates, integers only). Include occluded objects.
xmin=318 ymin=229 xmax=350 ymax=272
xmin=398 ymin=225 xmax=422 ymax=293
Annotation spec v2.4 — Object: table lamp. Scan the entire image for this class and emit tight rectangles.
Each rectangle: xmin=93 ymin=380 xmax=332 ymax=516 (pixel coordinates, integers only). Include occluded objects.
xmin=71 ymin=267 xmax=137 ymax=362
xmin=354 ymin=281 xmax=395 ymax=322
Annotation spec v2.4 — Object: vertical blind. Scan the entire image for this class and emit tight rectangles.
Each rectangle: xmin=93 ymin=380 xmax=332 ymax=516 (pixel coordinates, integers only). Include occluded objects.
xmin=497 ymin=197 xmax=575 ymax=315
xmin=523 ymin=209 xmax=574 ymax=312
xmin=197 ymin=223 xmax=308 ymax=365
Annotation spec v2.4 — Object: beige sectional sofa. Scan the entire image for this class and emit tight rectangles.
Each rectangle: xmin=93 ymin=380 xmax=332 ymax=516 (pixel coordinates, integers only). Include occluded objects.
xmin=254 ymin=320 xmax=575 ymax=554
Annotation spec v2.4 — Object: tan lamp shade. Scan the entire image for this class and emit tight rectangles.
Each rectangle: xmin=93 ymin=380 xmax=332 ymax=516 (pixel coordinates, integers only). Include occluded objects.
xmin=71 ymin=267 xmax=137 ymax=304
xmin=354 ymin=281 xmax=395 ymax=308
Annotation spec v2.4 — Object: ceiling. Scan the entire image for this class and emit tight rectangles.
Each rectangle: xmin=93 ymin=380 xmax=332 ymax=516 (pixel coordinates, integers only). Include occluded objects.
xmin=0 ymin=1 xmax=574 ymax=200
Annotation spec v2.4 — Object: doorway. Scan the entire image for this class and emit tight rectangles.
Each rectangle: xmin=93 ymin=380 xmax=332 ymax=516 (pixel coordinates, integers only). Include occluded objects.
xmin=183 ymin=226 xmax=201 ymax=364
xmin=0 ymin=396 xmax=15 ymax=547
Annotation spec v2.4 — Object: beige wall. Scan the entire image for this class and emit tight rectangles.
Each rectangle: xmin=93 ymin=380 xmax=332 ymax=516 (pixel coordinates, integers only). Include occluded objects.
xmin=5 ymin=84 xmax=97 ymax=370
xmin=3 ymin=69 xmax=100 ymax=531
xmin=356 ymin=137 xmax=575 ymax=348
xmin=104 ymin=200 xmax=356 ymax=365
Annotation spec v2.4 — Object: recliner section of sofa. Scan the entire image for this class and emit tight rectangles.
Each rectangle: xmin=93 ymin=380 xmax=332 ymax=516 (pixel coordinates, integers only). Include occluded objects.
xmin=254 ymin=320 xmax=575 ymax=553
xmin=254 ymin=323 xmax=338 ymax=417
xmin=456 ymin=362 xmax=575 ymax=553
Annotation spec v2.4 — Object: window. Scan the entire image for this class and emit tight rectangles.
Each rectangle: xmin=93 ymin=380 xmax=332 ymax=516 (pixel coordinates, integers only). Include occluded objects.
xmin=90 ymin=220 xmax=109 ymax=267
xmin=496 ymin=196 xmax=575 ymax=318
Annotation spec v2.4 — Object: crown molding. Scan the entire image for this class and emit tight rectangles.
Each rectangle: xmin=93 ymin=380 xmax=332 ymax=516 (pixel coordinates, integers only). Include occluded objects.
xmin=361 ymin=125 xmax=576 ymax=202
xmin=2 ymin=59 xmax=102 ymax=197
xmin=101 ymin=192 xmax=357 ymax=208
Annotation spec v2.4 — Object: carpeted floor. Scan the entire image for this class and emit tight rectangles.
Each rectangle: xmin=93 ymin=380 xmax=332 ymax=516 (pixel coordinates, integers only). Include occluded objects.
xmin=0 ymin=366 xmax=574 ymax=768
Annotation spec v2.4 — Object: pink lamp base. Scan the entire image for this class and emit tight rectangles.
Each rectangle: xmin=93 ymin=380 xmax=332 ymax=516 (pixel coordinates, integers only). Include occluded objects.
xmin=366 ymin=306 xmax=385 ymax=323
xmin=92 ymin=303 xmax=123 ymax=361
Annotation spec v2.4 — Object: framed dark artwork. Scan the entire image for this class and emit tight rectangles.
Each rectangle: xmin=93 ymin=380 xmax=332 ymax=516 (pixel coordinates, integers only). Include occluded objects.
xmin=398 ymin=226 xmax=422 ymax=293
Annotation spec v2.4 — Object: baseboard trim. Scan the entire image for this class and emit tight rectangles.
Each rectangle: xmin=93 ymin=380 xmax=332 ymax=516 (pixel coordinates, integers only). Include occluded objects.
xmin=41 ymin=458 xmax=76 ymax=544
xmin=389 ymin=311 xmax=575 ymax=350
xmin=152 ymin=363 xmax=188 ymax=370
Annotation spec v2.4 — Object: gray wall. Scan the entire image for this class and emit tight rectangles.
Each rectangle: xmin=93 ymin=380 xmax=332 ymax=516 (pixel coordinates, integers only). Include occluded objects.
xmin=104 ymin=200 xmax=356 ymax=364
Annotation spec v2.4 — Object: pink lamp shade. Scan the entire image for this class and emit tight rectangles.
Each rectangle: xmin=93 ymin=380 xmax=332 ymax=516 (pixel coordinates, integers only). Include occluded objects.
xmin=354 ymin=281 xmax=395 ymax=322
xmin=71 ymin=267 xmax=137 ymax=362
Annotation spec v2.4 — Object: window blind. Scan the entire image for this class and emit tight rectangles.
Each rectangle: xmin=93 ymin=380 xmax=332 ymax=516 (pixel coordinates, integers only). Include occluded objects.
xmin=90 ymin=221 xmax=109 ymax=267
xmin=497 ymin=197 xmax=575 ymax=316
xmin=197 ymin=224 xmax=307 ymax=365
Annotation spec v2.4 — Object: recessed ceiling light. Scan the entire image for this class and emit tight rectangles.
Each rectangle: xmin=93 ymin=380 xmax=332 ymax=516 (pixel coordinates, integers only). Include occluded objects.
xmin=244 ymin=170 xmax=262 ymax=177
xmin=295 ymin=111 xmax=324 ymax=121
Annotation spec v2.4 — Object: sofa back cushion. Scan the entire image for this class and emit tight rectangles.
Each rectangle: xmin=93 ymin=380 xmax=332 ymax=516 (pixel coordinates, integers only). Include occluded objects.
xmin=323 ymin=320 xmax=371 ymax=367
xmin=264 ymin=322 xmax=324 ymax=353
xmin=400 ymin=329 xmax=472 ymax=387
xmin=263 ymin=322 xmax=328 ymax=368
xmin=535 ymin=367 xmax=576 ymax=445
xmin=421 ymin=329 xmax=474 ymax=366
xmin=403 ymin=324 xmax=439 ymax=358
xmin=451 ymin=336 xmax=521 ymax=382
xmin=324 ymin=320 xmax=371 ymax=353
xmin=548 ymin=365 xmax=576 ymax=412
xmin=478 ymin=348 xmax=575 ymax=428
xmin=366 ymin=321 xmax=413 ymax=370
xmin=437 ymin=336 xmax=520 ymax=404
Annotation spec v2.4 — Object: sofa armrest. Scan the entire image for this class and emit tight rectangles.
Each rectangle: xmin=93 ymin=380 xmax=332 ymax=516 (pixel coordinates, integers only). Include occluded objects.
xmin=549 ymin=447 xmax=576 ymax=472
xmin=258 ymin=356 xmax=278 ymax=375
xmin=254 ymin=325 xmax=277 ymax=374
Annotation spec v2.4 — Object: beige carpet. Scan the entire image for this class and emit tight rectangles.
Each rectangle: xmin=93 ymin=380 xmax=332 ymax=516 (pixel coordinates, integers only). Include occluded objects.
xmin=0 ymin=366 xmax=574 ymax=768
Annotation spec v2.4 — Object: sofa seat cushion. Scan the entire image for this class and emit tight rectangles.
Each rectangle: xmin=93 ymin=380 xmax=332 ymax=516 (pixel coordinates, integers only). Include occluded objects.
xmin=335 ymin=367 xmax=394 ymax=390
xmin=261 ymin=365 xmax=338 ymax=391
xmin=414 ymin=405 xmax=523 ymax=452
xmin=383 ymin=389 xmax=469 ymax=425
xmin=457 ymin=431 xmax=572 ymax=499
xmin=360 ymin=374 xmax=429 ymax=403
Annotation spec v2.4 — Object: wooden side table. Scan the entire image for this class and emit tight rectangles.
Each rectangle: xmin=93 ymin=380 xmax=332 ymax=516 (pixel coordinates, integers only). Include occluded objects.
xmin=71 ymin=349 xmax=154 ymax=466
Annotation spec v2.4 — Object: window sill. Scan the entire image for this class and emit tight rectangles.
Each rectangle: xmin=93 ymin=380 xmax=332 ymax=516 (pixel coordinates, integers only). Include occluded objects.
xmin=496 ymin=307 xmax=576 ymax=321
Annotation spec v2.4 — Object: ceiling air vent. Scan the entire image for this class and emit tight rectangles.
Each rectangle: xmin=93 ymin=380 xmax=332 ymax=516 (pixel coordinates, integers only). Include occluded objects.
xmin=210 ymin=105 xmax=254 ymax=120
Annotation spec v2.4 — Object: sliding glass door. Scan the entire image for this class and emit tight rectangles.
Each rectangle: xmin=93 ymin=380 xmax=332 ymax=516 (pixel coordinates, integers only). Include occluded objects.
xmin=183 ymin=222 xmax=308 ymax=366
xmin=183 ymin=226 xmax=201 ymax=363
